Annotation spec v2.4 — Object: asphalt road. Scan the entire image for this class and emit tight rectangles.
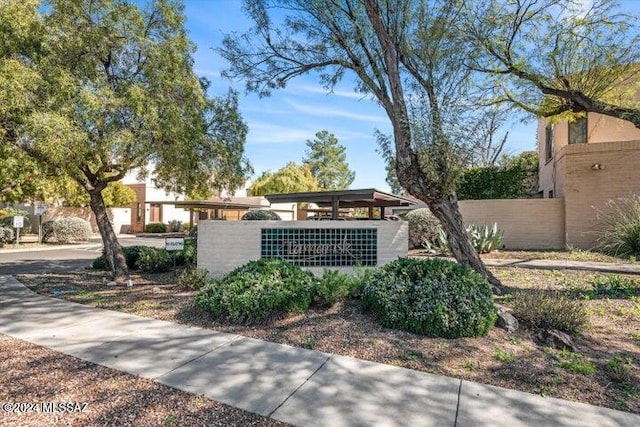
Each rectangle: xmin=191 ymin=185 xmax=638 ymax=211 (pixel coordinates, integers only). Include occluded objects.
xmin=0 ymin=237 xmax=165 ymax=275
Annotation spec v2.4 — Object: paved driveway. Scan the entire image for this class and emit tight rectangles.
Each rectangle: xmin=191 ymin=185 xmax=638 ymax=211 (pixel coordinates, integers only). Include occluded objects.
xmin=0 ymin=237 xmax=165 ymax=275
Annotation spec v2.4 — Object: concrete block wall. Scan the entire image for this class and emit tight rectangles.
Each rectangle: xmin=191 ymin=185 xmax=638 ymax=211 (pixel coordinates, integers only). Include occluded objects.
xmin=198 ymin=220 xmax=408 ymax=278
xmin=458 ymin=199 xmax=566 ymax=250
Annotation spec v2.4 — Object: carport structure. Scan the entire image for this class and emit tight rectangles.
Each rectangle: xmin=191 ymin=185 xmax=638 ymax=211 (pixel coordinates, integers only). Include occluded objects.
xmin=264 ymin=188 xmax=417 ymax=220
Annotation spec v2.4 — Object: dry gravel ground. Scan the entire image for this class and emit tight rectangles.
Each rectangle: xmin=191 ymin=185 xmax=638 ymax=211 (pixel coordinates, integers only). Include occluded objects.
xmin=16 ymin=267 xmax=640 ymax=415
xmin=409 ymin=248 xmax=635 ymax=263
xmin=0 ymin=334 xmax=288 ymax=427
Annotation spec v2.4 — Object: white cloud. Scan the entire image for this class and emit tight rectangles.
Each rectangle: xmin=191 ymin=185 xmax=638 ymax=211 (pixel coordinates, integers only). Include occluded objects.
xmin=284 ymin=99 xmax=389 ymax=124
xmin=247 ymin=121 xmax=317 ymax=144
xmin=288 ymin=83 xmax=370 ymax=100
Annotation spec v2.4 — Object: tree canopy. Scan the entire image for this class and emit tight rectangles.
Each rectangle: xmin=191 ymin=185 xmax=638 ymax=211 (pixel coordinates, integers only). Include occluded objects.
xmin=0 ymin=0 xmax=251 ymax=281
xmin=463 ymin=0 xmax=640 ymax=127
xmin=303 ymin=130 xmax=355 ymax=190
xmin=249 ymin=162 xmax=320 ymax=196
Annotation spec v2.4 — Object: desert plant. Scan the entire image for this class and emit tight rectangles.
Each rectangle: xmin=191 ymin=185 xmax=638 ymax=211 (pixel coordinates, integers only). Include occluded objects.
xmin=177 ymin=267 xmax=209 ymax=290
xmin=135 ymin=247 xmax=173 ymax=272
xmin=241 ymin=209 xmax=281 ymax=220
xmin=605 ymin=355 xmax=634 ymax=381
xmin=467 ymin=223 xmax=504 ymax=253
xmin=511 ymin=290 xmax=588 ymax=334
xmin=196 ymin=258 xmax=316 ymax=324
xmin=145 ymin=223 xmax=167 ymax=233
xmin=595 ymin=196 xmax=640 ymax=257
xmin=51 ymin=217 xmax=92 ymax=243
xmin=0 ymin=226 xmax=15 ymax=247
xmin=405 ymin=208 xmax=443 ymax=250
xmin=315 ymin=269 xmax=363 ymax=307
xmin=361 ymin=258 xmax=496 ymax=338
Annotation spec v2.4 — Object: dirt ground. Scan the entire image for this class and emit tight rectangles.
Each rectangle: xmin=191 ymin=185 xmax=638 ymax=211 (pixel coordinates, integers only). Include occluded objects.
xmin=0 ymin=333 xmax=287 ymax=427
xmin=16 ymin=266 xmax=640 ymax=414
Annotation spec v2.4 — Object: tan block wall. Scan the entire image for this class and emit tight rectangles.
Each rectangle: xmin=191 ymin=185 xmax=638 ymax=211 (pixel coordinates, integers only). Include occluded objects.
xmin=198 ymin=220 xmax=408 ymax=278
xmin=458 ymin=199 xmax=565 ymax=249
xmin=562 ymin=140 xmax=640 ymax=248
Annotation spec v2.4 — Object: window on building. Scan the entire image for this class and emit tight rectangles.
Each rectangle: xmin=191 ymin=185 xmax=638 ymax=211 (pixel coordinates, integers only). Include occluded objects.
xmin=545 ymin=124 xmax=554 ymax=161
xmin=568 ymin=117 xmax=588 ymax=145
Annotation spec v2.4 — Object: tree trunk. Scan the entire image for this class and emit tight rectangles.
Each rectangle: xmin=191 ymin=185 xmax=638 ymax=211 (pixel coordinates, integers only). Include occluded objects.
xmin=429 ymin=194 xmax=502 ymax=293
xmin=89 ymin=190 xmax=129 ymax=283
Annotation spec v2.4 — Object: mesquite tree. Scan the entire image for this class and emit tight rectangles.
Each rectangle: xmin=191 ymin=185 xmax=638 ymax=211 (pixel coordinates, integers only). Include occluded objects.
xmin=220 ymin=0 xmax=502 ymax=287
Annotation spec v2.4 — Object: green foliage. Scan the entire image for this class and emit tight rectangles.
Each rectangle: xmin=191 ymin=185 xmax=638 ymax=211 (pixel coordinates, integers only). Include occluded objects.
xmin=93 ymin=245 xmax=153 ymax=271
xmin=240 ymin=210 xmax=281 ymax=220
xmin=174 ymin=238 xmax=196 ymax=266
xmin=494 ymin=348 xmax=516 ymax=363
xmin=41 ymin=220 xmax=54 ymax=242
xmin=405 ymin=208 xmax=443 ymax=250
xmin=92 ymin=255 xmax=109 ymax=270
xmin=195 ymin=259 xmax=316 ymax=324
xmin=361 ymin=258 xmax=496 ymax=338
xmin=51 ymin=217 xmax=92 ymax=243
xmin=0 ymin=207 xmax=32 ymax=231
xmin=302 ymin=130 xmax=355 ymax=190
xmin=248 ymin=162 xmax=319 ymax=196
xmin=547 ymin=349 xmax=596 ymax=375
xmin=587 ymin=275 xmax=640 ymax=298
xmin=511 ymin=291 xmax=588 ymax=333
xmin=177 ymin=267 xmax=209 ymax=290
xmin=456 ymin=165 xmax=527 ymax=200
xmin=315 ymin=269 xmax=364 ymax=307
xmin=136 ymin=247 xmax=174 ymax=273
xmin=145 ymin=223 xmax=168 ymax=233
xmin=467 ymin=223 xmax=504 ymax=254
xmin=167 ymin=220 xmax=182 ymax=232
xmin=1 ymin=0 xmax=251 ymax=277
xmin=605 ymin=355 xmax=634 ymax=380
xmin=0 ymin=226 xmax=15 ymax=247
xmin=595 ymin=196 xmax=640 ymax=258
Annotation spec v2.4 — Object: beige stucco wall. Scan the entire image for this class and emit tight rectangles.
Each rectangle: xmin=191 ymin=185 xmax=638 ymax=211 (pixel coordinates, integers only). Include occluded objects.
xmin=562 ymin=140 xmax=640 ymax=248
xmin=458 ymin=199 xmax=566 ymax=249
xmin=198 ymin=220 xmax=408 ymax=278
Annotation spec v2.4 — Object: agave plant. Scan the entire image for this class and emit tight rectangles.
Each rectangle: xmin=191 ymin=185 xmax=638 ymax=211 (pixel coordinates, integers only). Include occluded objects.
xmin=466 ymin=223 xmax=504 ymax=254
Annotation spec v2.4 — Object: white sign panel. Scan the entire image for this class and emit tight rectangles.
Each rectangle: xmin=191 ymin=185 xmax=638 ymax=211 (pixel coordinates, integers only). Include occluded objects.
xmin=165 ymin=237 xmax=185 ymax=251
xmin=13 ymin=216 xmax=24 ymax=228
xmin=34 ymin=203 xmax=47 ymax=215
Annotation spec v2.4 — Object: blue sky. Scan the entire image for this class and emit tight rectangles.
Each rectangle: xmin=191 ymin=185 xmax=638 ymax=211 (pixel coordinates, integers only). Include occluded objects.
xmin=180 ymin=0 xmax=632 ymax=192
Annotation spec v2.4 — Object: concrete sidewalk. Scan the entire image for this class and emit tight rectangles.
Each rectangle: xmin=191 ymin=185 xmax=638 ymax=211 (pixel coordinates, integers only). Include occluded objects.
xmin=1 ymin=276 xmax=638 ymax=426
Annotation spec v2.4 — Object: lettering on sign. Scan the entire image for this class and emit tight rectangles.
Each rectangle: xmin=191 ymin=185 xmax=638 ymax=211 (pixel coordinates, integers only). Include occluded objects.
xmin=261 ymin=228 xmax=377 ymax=267
xmin=34 ymin=204 xmax=47 ymax=216
xmin=165 ymin=237 xmax=185 ymax=251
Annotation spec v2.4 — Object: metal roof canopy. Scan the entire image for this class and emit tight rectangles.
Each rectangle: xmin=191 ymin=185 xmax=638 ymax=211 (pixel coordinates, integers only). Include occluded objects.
xmin=265 ymin=188 xmax=417 ymax=219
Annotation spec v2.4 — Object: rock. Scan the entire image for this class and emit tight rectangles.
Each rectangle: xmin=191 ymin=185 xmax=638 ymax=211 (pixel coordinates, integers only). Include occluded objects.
xmin=106 ymin=281 xmax=117 ymax=287
xmin=536 ymin=329 xmax=577 ymax=352
xmin=496 ymin=305 xmax=519 ymax=333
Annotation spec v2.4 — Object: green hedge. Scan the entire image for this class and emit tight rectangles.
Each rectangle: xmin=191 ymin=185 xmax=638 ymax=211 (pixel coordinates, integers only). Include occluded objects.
xmin=145 ymin=223 xmax=167 ymax=233
xmin=196 ymin=259 xmax=315 ymax=324
xmin=361 ymin=258 xmax=496 ymax=338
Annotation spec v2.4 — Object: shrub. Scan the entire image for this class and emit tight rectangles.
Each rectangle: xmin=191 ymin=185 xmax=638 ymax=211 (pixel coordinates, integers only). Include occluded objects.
xmin=467 ymin=223 xmax=504 ymax=253
xmin=0 ymin=226 xmax=15 ymax=247
xmin=172 ymin=238 xmax=197 ymax=266
xmin=92 ymin=245 xmax=150 ymax=271
xmin=315 ymin=269 xmax=365 ymax=307
xmin=167 ymin=220 xmax=182 ymax=232
xmin=595 ymin=196 xmax=640 ymax=257
xmin=145 ymin=223 xmax=167 ymax=233
xmin=0 ymin=207 xmax=32 ymax=231
xmin=511 ymin=290 xmax=588 ymax=333
xmin=136 ymin=247 xmax=173 ymax=272
xmin=196 ymin=259 xmax=316 ymax=324
xmin=188 ymin=224 xmax=198 ymax=238
xmin=178 ymin=267 xmax=209 ymax=290
xmin=361 ymin=258 xmax=496 ymax=338
xmin=51 ymin=217 xmax=92 ymax=243
xmin=405 ymin=208 xmax=443 ymax=250
xmin=241 ymin=210 xmax=281 ymax=220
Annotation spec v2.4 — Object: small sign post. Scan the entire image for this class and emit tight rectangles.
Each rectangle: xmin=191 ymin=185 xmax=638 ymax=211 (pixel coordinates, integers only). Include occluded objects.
xmin=13 ymin=215 xmax=24 ymax=248
xmin=34 ymin=203 xmax=47 ymax=243
xmin=165 ymin=237 xmax=185 ymax=274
